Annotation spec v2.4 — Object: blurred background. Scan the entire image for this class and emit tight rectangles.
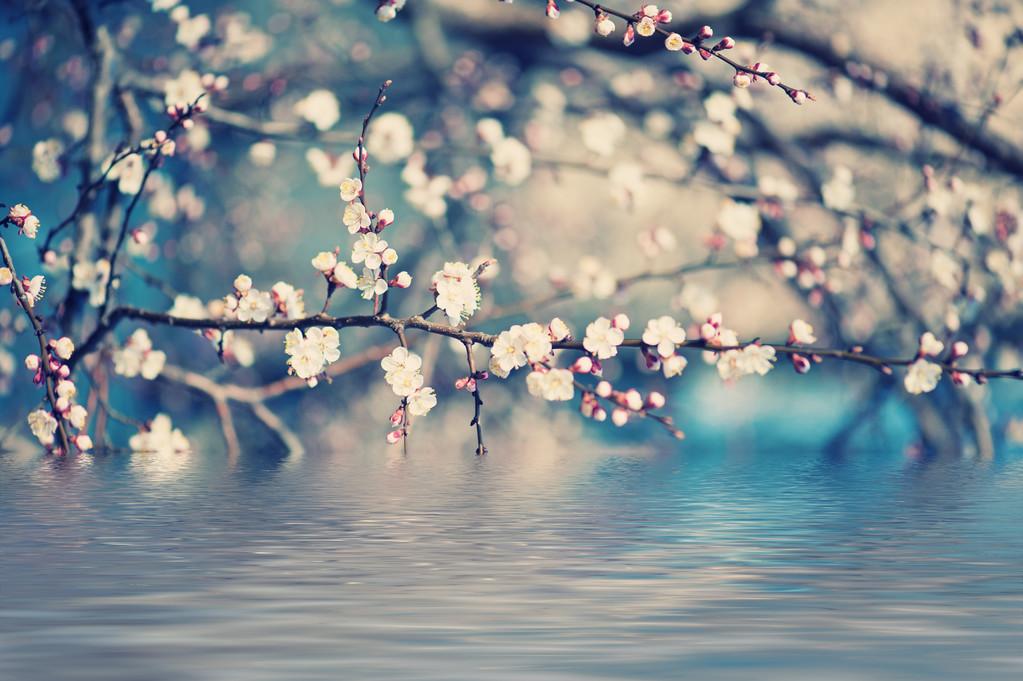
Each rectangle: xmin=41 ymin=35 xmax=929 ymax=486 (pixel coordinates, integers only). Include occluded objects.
xmin=1 ymin=0 xmax=1022 ymax=457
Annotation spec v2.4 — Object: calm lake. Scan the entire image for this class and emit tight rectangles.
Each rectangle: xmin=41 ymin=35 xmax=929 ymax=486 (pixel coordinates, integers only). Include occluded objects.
xmin=1 ymin=445 xmax=1021 ymax=680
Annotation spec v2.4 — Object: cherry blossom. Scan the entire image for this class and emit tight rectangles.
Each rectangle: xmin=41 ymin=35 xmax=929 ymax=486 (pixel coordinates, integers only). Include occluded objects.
xmin=113 ymin=329 xmax=167 ymax=380
xmin=642 ymin=316 xmax=686 ymax=358
xmin=130 ymin=414 xmax=190 ymax=454
xmin=583 ymin=316 xmax=625 ymax=359
xmin=431 ymin=262 xmax=481 ymax=325
xmin=905 ymin=359 xmax=942 ymax=395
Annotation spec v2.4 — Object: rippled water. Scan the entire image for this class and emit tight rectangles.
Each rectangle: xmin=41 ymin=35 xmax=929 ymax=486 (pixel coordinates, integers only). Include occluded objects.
xmin=1 ymin=445 xmax=1021 ymax=680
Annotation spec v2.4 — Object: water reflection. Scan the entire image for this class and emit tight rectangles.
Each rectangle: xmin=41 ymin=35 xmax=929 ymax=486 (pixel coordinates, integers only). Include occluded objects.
xmin=1 ymin=447 xmax=1021 ymax=680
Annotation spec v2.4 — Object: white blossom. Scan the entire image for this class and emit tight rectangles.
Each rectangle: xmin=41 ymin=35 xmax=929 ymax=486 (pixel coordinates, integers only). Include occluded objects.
xmin=642 ymin=316 xmax=686 ymax=358
xmin=27 ymin=409 xmax=58 ymax=446
xmin=113 ymin=329 xmax=166 ymax=380
xmin=367 ymin=112 xmax=414 ymax=163
xmin=294 ymin=89 xmax=340 ymax=131
xmin=904 ymin=359 xmax=942 ymax=395
xmin=130 ymin=414 xmax=190 ymax=454
xmin=583 ymin=317 xmax=625 ymax=359
xmin=432 ymin=261 xmax=480 ymax=325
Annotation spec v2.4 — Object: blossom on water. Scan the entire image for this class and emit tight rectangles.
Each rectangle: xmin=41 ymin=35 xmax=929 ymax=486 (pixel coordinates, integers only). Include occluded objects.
xmin=905 ymin=359 xmax=942 ymax=395
xmin=789 ymin=319 xmax=817 ymax=345
xmin=432 ymin=261 xmax=480 ymax=325
xmin=235 ymin=288 xmax=274 ymax=322
xmin=130 ymin=414 xmax=190 ymax=454
xmin=113 ymin=329 xmax=166 ymax=380
xmin=526 ymin=368 xmax=575 ymax=402
xmin=293 ymin=89 xmax=340 ymax=131
xmin=28 ymin=409 xmax=58 ymax=447
xmin=642 ymin=316 xmax=686 ymax=358
xmin=339 ymin=177 xmax=363 ymax=202
xmin=407 ymin=386 xmax=437 ymax=417
xmin=32 ymin=138 xmax=64 ymax=182
xmin=583 ymin=316 xmax=625 ymax=360
xmin=367 ymin=112 xmax=414 ymax=163
xmin=8 ymin=204 xmax=40 ymax=238
xmin=343 ymin=201 xmax=371 ymax=234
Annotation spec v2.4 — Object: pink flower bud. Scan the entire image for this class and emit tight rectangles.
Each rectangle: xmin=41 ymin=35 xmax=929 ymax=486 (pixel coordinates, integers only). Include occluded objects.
xmin=572 ymin=356 xmax=594 ymax=374
xmin=611 ymin=408 xmax=629 ymax=427
xmin=545 ymin=0 xmax=559 ymax=19
xmin=623 ymin=23 xmax=635 ymax=47
xmin=733 ymin=72 xmax=752 ymax=88
xmin=791 ymin=353 xmax=811 ymax=374
xmin=595 ymin=380 xmax=613 ymax=398
xmin=391 ymin=271 xmax=412 ymax=288
xmin=951 ymin=371 xmax=973 ymax=386
xmin=790 ymin=90 xmax=808 ymax=105
xmin=182 ymin=118 xmax=195 ymax=130
xmin=766 ymin=72 xmax=781 ymax=86
xmin=612 ymin=313 xmax=630 ymax=330
xmin=714 ymin=37 xmax=735 ymax=51
xmin=593 ymin=406 xmax=607 ymax=422
xmin=951 ymin=341 xmax=969 ymax=359
xmin=377 ymin=208 xmax=395 ymax=227
xmin=454 ymin=377 xmax=470 ymax=391
xmin=390 ymin=407 xmax=404 ymax=427
xmin=58 ymin=365 xmax=71 ymax=378
xmin=646 ymin=391 xmax=666 ymax=409
xmin=625 ymin=389 xmax=643 ymax=411
xmin=697 ymin=25 xmax=714 ymax=40
xmin=656 ymin=9 xmax=673 ymax=23
xmin=386 ymin=429 xmax=404 ymax=445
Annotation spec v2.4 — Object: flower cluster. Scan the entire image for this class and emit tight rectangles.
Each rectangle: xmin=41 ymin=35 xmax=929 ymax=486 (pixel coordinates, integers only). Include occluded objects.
xmin=224 ymin=274 xmax=305 ymax=322
xmin=381 ymin=347 xmax=437 ymax=443
xmin=7 ymin=204 xmax=40 ymax=239
xmin=113 ymin=329 xmax=167 ymax=380
xmin=701 ymin=314 xmax=777 ymax=381
xmin=130 ymin=413 xmax=190 ymax=455
xmin=25 ymin=336 xmax=92 ymax=452
xmin=431 ymin=261 xmax=481 ymax=325
xmin=489 ymin=322 xmax=557 ymax=378
xmin=284 ymin=327 xmax=341 ymax=386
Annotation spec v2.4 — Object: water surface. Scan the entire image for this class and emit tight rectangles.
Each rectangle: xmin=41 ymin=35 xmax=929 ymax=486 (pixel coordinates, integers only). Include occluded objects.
xmin=1 ymin=446 xmax=1021 ymax=680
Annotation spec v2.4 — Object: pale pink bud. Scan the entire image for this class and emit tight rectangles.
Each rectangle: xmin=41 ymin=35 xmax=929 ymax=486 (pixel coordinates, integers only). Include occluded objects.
xmin=733 ymin=72 xmax=752 ymax=89
xmin=951 ymin=341 xmax=969 ymax=359
xmin=25 ymin=354 xmax=40 ymax=371
xmin=58 ymin=364 xmax=71 ymax=378
xmin=646 ymin=391 xmax=666 ymax=409
xmin=386 ymin=429 xmax=404 ymax=445
xmin=392 ymin=271 xmax=412 ymax=288
xmin=611 ymin=408 xmax=629 ymax=427
xmin=595 ymin=380 xmax=613 ymax=398
xmin=697 ymin=25 xmax=713 ymax=40
xmin=572 ymin=356 xmax=594 ymax=374
xmin=790 ymin=90 xmax=808 ymax=105
xmin=390 ymin=407 xmax=404 ymax=427
xmin=713 ymin=37 xmax=735 ymax=50
xmin=612 ymin=313 xmax=630 ymax=330
xmin=625 ymin=389 xmax=643 ymax=411
xmin=791 ymin=353 xmax=811 ymax=374
xmin=545 ymin=0 xmax=559 ymax=19
xmin=377 ymin=208 xmax=395 ymax=227
xmin=593 ymin=406 xmax=607 ymax=422
xmin=766 ymin=72 xmax=781 ymax=86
